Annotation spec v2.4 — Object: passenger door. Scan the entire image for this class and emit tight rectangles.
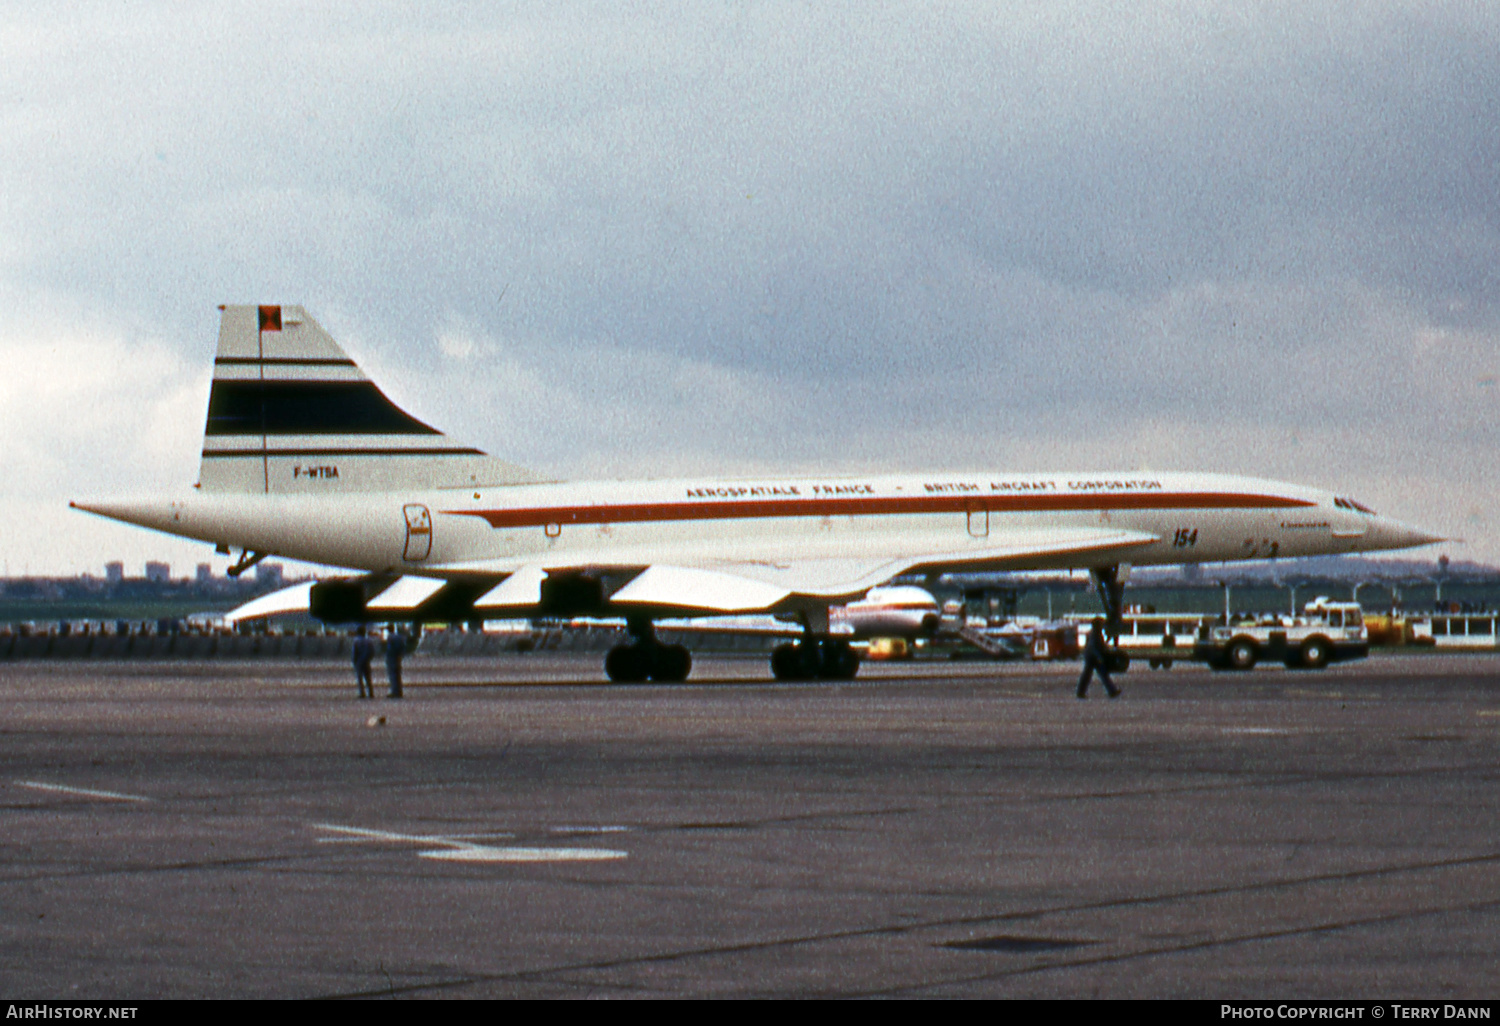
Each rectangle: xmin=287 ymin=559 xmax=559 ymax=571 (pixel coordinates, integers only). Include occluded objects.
xmin=403 ymin=503 xmax=432 ymax=562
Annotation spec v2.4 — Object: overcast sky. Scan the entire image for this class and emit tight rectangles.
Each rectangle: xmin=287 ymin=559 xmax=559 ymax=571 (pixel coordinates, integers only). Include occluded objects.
xmin=3 ymin=1 xmax=1495 ymax=576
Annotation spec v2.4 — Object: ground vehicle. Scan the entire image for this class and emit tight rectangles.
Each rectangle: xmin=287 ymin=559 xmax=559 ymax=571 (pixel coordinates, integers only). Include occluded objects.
xmin=1408 ymin=613 xmax=1499 ymax=651
xmin=1061 ymin=613 xmax=1211 ymax=670
xmin=1193 ymin=598 xmax=1368 ymax=671
xmin=1110 ymin=614 xmax=1214 ymax=669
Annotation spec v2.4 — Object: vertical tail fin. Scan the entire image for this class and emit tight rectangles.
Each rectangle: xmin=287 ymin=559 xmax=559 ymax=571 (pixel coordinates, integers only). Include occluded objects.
xmin=198 ymin=305 xmax=546 ymax=493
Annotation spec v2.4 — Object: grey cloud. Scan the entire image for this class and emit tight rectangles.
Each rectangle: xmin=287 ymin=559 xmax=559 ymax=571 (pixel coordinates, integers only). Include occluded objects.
xmin=1 ymin=1 xmax=1495 ymax=568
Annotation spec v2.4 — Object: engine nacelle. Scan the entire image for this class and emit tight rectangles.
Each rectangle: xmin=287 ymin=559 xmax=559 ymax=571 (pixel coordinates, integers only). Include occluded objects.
xmin=309 ymin=579 xmax=378 ymax=623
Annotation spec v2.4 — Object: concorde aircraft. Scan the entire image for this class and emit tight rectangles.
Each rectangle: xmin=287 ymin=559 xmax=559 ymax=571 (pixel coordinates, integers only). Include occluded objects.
xmin=72 ymin=305 xmax=1442 ymax=683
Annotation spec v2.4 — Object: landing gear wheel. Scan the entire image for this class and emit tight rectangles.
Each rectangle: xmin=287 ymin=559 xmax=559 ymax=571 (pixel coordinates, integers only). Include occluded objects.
xmin=771 ymin=642 xmax=818 ymax=681
xmin=770 ymin=643 xmax=796 ymax=680
xmin=771 ymin=640 xmax=860 ymax=681
xmin=818 ymin=639 xmax=861 ymax=681
xmin=607 ymin=642 xmax=693 ymax=683
xmin=649 ymin=643 xmax=692 ymax=683
xmin=605 ymin=643 xmax=650 ymax=683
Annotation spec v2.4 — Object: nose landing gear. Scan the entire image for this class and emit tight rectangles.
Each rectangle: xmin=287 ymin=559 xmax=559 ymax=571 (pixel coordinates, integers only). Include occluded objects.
xmin=1090 ymin=565 xmax=1127 ymax=644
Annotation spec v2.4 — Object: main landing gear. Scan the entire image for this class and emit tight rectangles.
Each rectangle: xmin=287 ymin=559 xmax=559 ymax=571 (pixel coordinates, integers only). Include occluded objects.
xmin=770 ymin=637 xmax=861 ymax=681
xmin=1090 ymin=564 xmax=1132 ymax=673
xmin=768 ymin=607 xmax=861 ymax=681
xmin=601 ymin=609 xmax=863 ymax=684
xmin=1090 ymin=565 xmax=1126 ymax=644
xmin=604 ymin=617 xmax=691 ymax=683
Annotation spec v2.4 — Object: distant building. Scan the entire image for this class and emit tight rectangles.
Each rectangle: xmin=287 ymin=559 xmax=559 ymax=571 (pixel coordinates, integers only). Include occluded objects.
xmin=144 ymin=561 xmax=170 ymax=583
xmin=105 ymin=562 xmax=124 ymax=584
xmin=196 ymin=563 xmax=214 ymax=584
xmin=255 ymin=562 xmax=284 ymax=588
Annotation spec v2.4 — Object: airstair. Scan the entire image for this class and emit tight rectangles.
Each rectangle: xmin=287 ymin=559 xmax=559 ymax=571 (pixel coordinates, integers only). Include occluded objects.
xmin=956 ymin=623 xmax=1024 ymax=658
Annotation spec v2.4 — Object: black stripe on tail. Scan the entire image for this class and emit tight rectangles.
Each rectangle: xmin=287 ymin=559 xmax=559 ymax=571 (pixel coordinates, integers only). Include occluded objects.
xmin=205 ymin=380 xmax=440 ymax=436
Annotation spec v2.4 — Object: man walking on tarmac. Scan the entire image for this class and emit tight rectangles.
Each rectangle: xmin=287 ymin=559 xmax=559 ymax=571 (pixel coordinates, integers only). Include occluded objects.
xmin=1078 ymin=616 xmax=1121 ymax=699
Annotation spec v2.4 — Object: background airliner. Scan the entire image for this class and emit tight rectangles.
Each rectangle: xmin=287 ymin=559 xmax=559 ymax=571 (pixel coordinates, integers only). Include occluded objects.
xmin=73 ymin=305 xmax=1441 ymax=682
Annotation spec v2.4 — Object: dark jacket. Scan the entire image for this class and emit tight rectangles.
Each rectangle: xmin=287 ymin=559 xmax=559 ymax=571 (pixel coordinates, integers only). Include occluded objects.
xmin=1084 ymin=622 xmax=1108 ymax=659
xmin=385 ymin=631 xmax=407 ymax=664
xmin=351 ymin=636 xmax=374 ymax=668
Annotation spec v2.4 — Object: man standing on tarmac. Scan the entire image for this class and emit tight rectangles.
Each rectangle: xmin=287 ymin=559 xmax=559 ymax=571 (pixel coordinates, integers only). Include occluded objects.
xmin=385 ymin=625 xmax=407 ymax=699
xmin=351 ymin=627 xmax=375 ymax=699
xmin=1077 ymin=616 xmax=1121 ymax=700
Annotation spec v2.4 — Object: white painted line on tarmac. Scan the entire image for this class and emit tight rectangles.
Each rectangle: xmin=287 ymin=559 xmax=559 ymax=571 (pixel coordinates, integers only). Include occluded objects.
xmin=16 ymin=780 xmax=150 ymax=803
xmin=311 ymin=822 xmax=627 ymax=862
xmin=314 ymin=823 xmax=467 ymax=845
xmin=1221 ymin=727 xmax=1295 ymax=736
xmin=318 ymin=829 xmax=517 ymax=844
xmin=420 ymin=846 xmax=627 ymax=863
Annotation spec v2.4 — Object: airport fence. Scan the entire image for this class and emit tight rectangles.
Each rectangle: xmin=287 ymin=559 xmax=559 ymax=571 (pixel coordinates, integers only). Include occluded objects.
xmin=0 ymin=624 xmax=779 ymax=660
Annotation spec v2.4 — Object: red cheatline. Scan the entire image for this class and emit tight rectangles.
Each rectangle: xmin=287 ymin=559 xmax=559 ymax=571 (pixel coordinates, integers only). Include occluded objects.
xmin=444 ymin=491 xmax=1314 ymax=530
xmin=259 ymin=305 xmax=282 ymax=332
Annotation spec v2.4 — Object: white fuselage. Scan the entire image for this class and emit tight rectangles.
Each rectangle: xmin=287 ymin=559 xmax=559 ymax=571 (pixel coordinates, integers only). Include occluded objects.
xmin=835 ymin=586 xmax=943 ymax=638
xmin=80 ymin=470 xmax=1434 ymax=586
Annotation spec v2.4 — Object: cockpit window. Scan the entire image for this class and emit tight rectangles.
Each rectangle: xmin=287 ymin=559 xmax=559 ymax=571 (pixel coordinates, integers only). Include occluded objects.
xmin=1334 ymin=496 xmax=1376 ymax=515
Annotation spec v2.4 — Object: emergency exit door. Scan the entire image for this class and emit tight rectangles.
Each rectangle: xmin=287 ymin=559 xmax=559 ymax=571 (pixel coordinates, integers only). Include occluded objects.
xmin=966 ymin=504 xmax=989 ymax=538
